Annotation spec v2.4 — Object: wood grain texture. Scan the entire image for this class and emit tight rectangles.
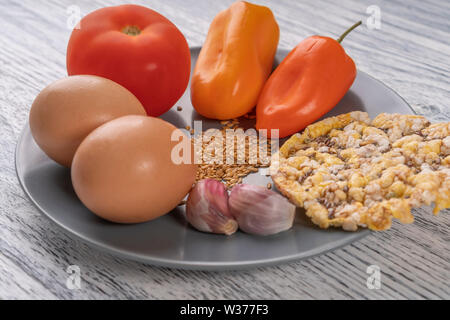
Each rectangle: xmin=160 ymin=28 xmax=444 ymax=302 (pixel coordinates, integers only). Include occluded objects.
xmin=0 ymin=0 xmax=449 ymax=300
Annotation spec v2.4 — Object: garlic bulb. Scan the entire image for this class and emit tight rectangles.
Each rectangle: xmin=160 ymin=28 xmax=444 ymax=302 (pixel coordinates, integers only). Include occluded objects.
xmin=229 ymin=184 xmax=296 ymax=236
xmin=186 ymin=179 xmax=238 ymax=235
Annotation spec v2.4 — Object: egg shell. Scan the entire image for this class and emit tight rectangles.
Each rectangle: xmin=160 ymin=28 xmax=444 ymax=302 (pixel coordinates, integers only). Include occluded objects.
xmin=71 ymin=115 xmax=197 ymax=224
xmin=29 ymin=75 xmax=146 ymax=167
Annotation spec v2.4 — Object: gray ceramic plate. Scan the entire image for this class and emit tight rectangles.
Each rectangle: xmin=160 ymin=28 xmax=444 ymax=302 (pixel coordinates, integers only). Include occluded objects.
xmin=16 ymin=48 xmax=414 ymax=270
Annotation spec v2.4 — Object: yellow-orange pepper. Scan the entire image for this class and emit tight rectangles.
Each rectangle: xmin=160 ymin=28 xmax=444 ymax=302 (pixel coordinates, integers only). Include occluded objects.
xmin=191 ymin=1 xmax=279 ymax=120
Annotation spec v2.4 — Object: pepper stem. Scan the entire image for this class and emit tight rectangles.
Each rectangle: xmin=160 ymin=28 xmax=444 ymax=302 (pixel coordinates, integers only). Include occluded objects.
xmin=337 ymin=21 xmax=362 ymax=43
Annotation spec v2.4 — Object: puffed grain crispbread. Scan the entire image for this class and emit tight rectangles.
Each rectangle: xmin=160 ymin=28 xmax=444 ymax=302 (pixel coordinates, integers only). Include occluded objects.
xmin=270 ymin=111 xmax=449 ymax=231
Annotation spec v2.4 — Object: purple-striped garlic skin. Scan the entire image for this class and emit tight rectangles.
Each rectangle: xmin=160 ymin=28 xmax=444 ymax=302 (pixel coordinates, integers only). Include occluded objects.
xmin=186 ymin=179 xmax=238 ymax=235
xmin=229 ymin=184 xmax=296 ymax=236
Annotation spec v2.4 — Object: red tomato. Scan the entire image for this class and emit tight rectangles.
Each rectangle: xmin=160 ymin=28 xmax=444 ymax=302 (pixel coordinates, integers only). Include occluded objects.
xmin=67 ymin=5 xmax=191 ymax=117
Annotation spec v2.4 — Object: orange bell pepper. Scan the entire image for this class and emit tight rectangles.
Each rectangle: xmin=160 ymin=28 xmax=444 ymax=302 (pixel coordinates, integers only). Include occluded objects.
xmin=191 ymin=1 xmax=279 ymax=120
xmin=256 ymin=22 xmax=362 ymax=138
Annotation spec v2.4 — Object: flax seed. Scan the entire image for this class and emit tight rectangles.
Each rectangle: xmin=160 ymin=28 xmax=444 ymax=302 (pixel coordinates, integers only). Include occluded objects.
xmin=194 ymin=118 xmax=272 ymax=189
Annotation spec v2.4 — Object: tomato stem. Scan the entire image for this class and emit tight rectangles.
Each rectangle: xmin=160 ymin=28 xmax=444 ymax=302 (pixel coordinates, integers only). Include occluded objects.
xmin=337 ymin=21 xmax=362 ymax=44
xmin=122 ymin=26 xmax=141 ymax=36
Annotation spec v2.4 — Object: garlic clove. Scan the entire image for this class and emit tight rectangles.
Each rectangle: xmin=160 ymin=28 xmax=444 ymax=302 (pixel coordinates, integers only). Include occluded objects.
xmin=186 ymin=179 xmax=238 ymax=235
xmin=229 ymin=184 xmax=296 ymax=236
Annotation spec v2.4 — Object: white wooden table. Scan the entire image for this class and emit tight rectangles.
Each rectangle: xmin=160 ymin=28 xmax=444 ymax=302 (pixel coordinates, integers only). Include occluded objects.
xmin=0 ymin=0 xmax=448 ymax=299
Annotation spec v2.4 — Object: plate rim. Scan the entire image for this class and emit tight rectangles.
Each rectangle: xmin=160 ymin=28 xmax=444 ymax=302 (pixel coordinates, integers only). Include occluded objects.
xmin=15 ymin=47 xmax=417 ymax=270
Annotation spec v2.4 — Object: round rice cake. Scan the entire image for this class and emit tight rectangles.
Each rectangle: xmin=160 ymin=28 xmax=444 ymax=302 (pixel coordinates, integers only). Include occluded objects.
xmin=270 ymin=111 xmax=450 ymax=231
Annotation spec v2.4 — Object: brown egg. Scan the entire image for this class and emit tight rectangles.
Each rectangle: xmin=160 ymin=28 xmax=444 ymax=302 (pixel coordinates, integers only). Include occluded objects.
xmin=29 ymin=75 xmax=146 ymax=167
xmin=71 ymin=115 xmax=197 ymax=224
